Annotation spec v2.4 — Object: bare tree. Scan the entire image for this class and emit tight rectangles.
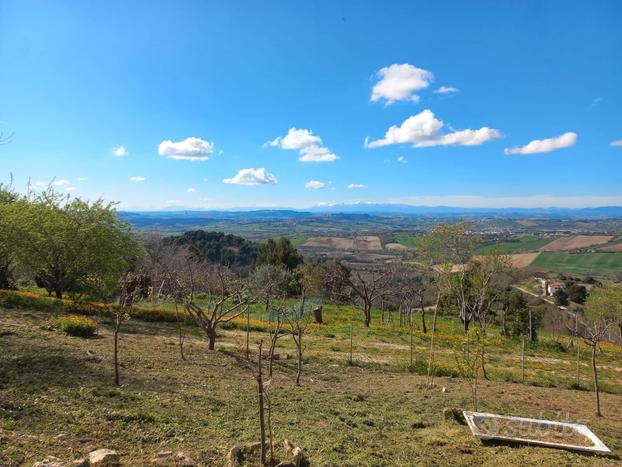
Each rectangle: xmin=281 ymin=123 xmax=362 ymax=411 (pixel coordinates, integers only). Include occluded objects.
xmin=255 ymin=341 xmax=267 ymax=465
xmin=0 ymin=130 xmax=13 ymax=145
xmin=113 ymin=272 xmax=144 ymax=385
xmin=165 ymin=250 xmax=248 ymax=350
xmin=583 ymin=286 xmax=619 ymax=416
xmin=268 ymin=306 xmax=285 ymax=377
xmin=328 ymin=263 xmax=393 ymax=327
xmin=285 ymin=292 xmax=311 ymax=386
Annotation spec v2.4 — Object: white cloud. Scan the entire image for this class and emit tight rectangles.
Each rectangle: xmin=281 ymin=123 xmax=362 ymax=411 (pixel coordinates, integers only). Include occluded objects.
xmin=299 ymin=145 xmax=339 ymax=162
xmin=158 ymin=137 xmax=214 ymax=161
xmin=387 ymin=194 xmax=622 ymax=209
xmin=78 ymin=177 xmax=86 ymax=182
xmin=305 ymin=180 xmax=326 ymax=189
xmin=130 ymin=176 xmax=145 ymax=182
xmin=347 ymin=183 xmax=366 ymax=189
xmin=53 ymin=179 xmax=70 ymax=186
xmin=371 ymin=63 xmax=433 ymax=105
xmin=187 ymin=187 xmax=197 ymax=193
xmin=34 ymin=181 xmax=47 ymax=188
xmin=610 ymin=139 xmax=622 ymax=147
xmin=366 ymin=109 xmax=501 ymax=149
xmin=434 ymin=86 xmax=459 ymax=94
xmin=113 ymin=145 xmax=128 ymax=157
xmin=66 ymin=186 xmax=76 ymax=192
xmin=504 ymin=132 xmax=577 ymax=155
xmin=269 ymin=128 xmax=339 ymax=163
xmin=268 ymin=128 xmax=322 ymax=150
xmin=397 ymin=156 xmax=407 ymax=163
xmin=223 ymin=168 xmax=277 ymax=185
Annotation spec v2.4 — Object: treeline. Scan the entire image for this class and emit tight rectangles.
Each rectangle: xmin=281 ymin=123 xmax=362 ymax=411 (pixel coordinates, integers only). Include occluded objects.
xmin=0 ymin=184 xmax=304 ymax=300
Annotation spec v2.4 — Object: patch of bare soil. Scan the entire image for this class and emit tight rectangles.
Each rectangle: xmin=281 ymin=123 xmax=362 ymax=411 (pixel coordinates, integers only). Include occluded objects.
xmin=508 ymin=252 xmax=540 ymax=268
xmin=540 ymin=235 xmax=613 ymax=251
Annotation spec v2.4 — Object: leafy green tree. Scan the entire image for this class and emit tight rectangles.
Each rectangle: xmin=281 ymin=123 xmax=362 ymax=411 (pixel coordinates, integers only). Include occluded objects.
xmin=567 ymin=284 xmax=587 ymax=304
xmin=248 ymin=264 xmax=296 ymax=313
xmin=13 ymin=190 xmax=141 ymax=299
xmin=170 ymin=230 xmax=257 ymax=267
xmin=0 ymin=183 xmax=19 ymax=289
xmin=504 ymin=291 xmax=543 ymax=342
xmin=256 ymin=237 xmax=302 ymax=271
xmin=553 ymin=288 xmax=569 ymax=307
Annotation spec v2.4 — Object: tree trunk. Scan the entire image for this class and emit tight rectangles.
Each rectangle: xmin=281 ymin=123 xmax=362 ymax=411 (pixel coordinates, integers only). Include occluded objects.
xmin=521 ymin=337 xmax=525 ymax=384
xmin=114 ymin=316 xmax=121 ymax=386
xmin=576 ymin=340 xmax=580 ymax=387
xmin=246 ymin=303 xmax=251 ymax=360
xmin=207 ymin=326 xmax=216 ymax=351
xmin=591 ymin=343 xmax=602 ymax=417
xmin=256 ymin=342 xmax=266 ymax=465
xmin=313 ymin=306 xmax=323 ymax=324
xmin=295 ymin=330 xmax=302 ymax=386
xmin=55 ymin=289 xmax=63 ymax=300
xmin=427 ymin=293 xmax=441 ymax=386
xmin=349 ymin=323 xmax=353 ymax=365
xmin=364 ymin=303 xmax=372 ymax=328
xmin=618 ymin=323 xmax=622 ymax=353
xmin=420 ymin=298 xmax=427 ymax=334
xmin=409 ymin=318 xmax=414 ymax=369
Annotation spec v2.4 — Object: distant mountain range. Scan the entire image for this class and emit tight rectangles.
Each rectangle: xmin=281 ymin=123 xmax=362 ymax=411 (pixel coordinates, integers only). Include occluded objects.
xmin=119 ymin=204 xmax=622 ymax=220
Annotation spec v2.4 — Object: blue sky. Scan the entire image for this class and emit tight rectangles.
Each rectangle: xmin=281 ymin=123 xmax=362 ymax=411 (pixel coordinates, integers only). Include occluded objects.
xmin=1 ymin=0 xmax=621 ymax=210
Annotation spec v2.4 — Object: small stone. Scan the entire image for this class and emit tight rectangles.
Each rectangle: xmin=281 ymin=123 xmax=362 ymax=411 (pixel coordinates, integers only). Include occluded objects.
xmin=88 ymin=449 xmax=119 ymax=467
xmin=442 ymin=387 xmax=447 ymax=393
xmin=32 ymin=457 xmax=66 ymax=467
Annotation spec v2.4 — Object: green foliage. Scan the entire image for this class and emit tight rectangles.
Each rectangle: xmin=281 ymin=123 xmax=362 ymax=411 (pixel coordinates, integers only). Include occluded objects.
xmin=55 ymin=315 xmax=98 ymax=337
xmin=503 ymin=291 xmax=544 ymax=341
xmin=553 ymin=288 xmax=569 ymax=306
xmin=7 ymin=189 xmax=142 ymax=299
xmin=170 ymin=230 xmax=257 ymax=267
xmin=256 ymin=237 xmax=303 ymax=271
xmin=584 ymin=284 xmax=622 ymax=327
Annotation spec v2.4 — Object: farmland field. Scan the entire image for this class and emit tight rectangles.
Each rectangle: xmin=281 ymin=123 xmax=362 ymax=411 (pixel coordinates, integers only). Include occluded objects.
xmin=529 ymin=251 xmax=622 ymax=275
xmin=476 ymin=236 xmax=555 ymax=254
xmin=302 ymin=235 xmax=382 ymax=250
xmin=394 ymin=233 xmax=419 ymax=249
xmin=539 ymin=235 xmax=614 ymax=252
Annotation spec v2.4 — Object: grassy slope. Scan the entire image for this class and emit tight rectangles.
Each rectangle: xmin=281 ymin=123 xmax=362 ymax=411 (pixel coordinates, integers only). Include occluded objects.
xmin=394 ymin=233 xmax=419 ymax=249
xmin=1 ymin=305 xmax=622 ymax=466
xmin=475 ymin=236 xmax=554 ymax=255
xmin=529 ymin=252 xmax=622 ymax=275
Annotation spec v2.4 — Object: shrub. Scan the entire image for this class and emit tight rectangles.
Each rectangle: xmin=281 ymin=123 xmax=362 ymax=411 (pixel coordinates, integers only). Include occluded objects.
xmin=55 ymin=315 xmax=98 ymax=337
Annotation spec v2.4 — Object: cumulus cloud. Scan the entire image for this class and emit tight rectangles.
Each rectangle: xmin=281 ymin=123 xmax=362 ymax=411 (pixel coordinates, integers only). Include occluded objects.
xmin=130 ymin=176 xmax=145 ymax=182
xmin=187 ymin=187 xmax=196 ymax=193
xmin=347 ymin=183 xmax=366 ymax=189
xmin=504 ymin=132 xmax=577 ymax=155
xmin=223 ymin=168 xmax=277 ymax=185
xmin=610 ymin=139 xmax=622 ymax=147
xmin=269 ymin=128 xmax=339 ymax=163
xmin=78 ymin=177 xmax=86 ymax=182
xmin=53 ymin=179 xmax=70 ymax=186
xmin=366 ymin=109 xmax=501 ymax=149
xmin=434 ymin=86 xmax=459 ymax=94
xmin=397 ymin=156 xmax=407 ymax=163
xmin=113 ymin=145 xmax=128 ymax=157
xmin=371 ymin=63 xmax=433 ymax=105
xmin=268 ymin=128 xmax=322 ymax=150
xmin=305 ymin=180 xmax=326 ymax=189
xmin=158 ymin=137 xmax=214 ymax=161
xmin=299 ymin=145 xmax=339 ymax=162
xmin=66 ymin=186 xmax=76 ymax=192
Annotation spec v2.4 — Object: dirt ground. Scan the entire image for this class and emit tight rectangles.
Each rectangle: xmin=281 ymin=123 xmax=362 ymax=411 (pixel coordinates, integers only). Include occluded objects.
xmin=1 ymin=309 xmax=622 ymax=466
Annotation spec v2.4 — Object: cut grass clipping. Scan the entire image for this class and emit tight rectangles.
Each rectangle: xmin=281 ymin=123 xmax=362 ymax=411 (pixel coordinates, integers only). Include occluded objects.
xmin=54 ymin=315 xmax=98 ymax=337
